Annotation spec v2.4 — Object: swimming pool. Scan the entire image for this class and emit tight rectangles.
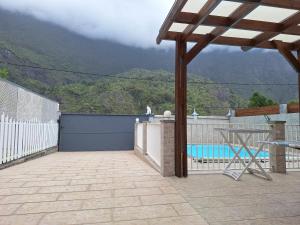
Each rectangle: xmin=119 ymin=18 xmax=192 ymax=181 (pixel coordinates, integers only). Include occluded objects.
xmin=187 ymin=144 xmax=269 ymax=159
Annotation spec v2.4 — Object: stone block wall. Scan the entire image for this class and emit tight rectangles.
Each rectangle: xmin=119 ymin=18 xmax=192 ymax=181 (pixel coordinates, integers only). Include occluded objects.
xmin=160 ymin=120 xmax=175 ymax=177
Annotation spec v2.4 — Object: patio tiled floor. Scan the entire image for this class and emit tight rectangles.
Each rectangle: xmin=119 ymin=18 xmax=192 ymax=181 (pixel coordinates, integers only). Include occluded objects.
xmin=167 ymin=171 xmax=300 ymax=225
xmin=0 ymin=152 xmax=208 ymax=225
xmin=0 ymin=151 xmax=299 ymax=225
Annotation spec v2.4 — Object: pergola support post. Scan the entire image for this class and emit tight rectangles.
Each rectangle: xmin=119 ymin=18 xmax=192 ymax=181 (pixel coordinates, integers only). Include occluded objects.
xmin=175 ymin=39 xmax=187 ymax=177
xmin=298 ymin=50 xmax=300 ymax=124
xmin=273 ymin=41 xmax=300 ymax=124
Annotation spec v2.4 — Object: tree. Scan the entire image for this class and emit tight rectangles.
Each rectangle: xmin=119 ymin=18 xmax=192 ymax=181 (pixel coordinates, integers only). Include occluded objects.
xmin=0 ymin=68 xmax=9 ymax=79
xmin=248 ymin=92 xmax=276 ymax=108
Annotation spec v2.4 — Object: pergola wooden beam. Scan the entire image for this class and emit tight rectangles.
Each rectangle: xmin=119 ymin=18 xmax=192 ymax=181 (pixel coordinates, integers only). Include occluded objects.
xmin=274 ymin=41 xmax=300 ymax=122
xmin=175 ymin=14 xmax=300 ymax=36
xmin=273 ymin=40 xmax=300 ymax=73
xmin=165 ymin=32 xmax=296 ymax=50
xmin=184 ymin=2 xmax=261 ymax=64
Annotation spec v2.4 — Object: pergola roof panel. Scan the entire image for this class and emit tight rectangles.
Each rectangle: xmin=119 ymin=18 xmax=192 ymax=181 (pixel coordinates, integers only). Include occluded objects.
xmin=222 ymin=28 xmax=262 ymax=39
xmin=244 ymin=6 xmax=298 ymax=23
xmin=169 ymin=23 xmax=189 ymax=32
xmin=193 ymin=25 xmax=216 ymax=35
xmin=157 ymin=0 xmax=300 ymax=51
xmin=210 ymin=1 xmax=242 ymax=17
xmin=181 ymin=0 xmax=207 ymax=13
xmin=271 ymin=34 xmax=300 ymax=43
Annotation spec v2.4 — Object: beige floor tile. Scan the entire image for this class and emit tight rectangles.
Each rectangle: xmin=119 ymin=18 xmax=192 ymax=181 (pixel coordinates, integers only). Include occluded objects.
xmin=113 ymin=175 xmax=164 ymax=183
xmin=40 ymin=209 xmax=111 ymax=225
xmin=134 ymin=180 xmax=171 ymax=188
xmin=210 ymin=216 xmax=300 ymax=225
xmin=0 ymin=187 xmax=39 ymax=195
xmin=148 ymin=215 xmax=209 ymax=225
xmin=172 ymin=203 xmax=198 ymax=216
xmin=160 ymin=186 xmax=178 ymax=194
xmin=0 ymin=193 xmax=59 ymax=204
xmin=140 ymin=194 xmax=186 ymax=205
xmin=114 ymin=188 xmax=162 ymax=197
xmin=10 ymin=177 xmax=54 ymax=183
xmin=23 ymin=180 xmax=69 ymax=187
xmin=197 ymin=202 xmax=300 ymax=223
xmin=82 ymin=196 xmax=141 ymax=209
xmin=58 ymin=190 xmax=112 ymax=200
xmin=0 ymin=204 xmax=21 ymax=215
xmin=0 ymin=213 xmax=43 ymax=225
xmin=90 ymin=182 xmax=135 ymax=191
xmin=113 ymin=205 xmax=178 ymax=221
xmin=70 ymin=178 xmax=113 ymax=185
xmin=16 ymin=200 xmax=82 ymax=214
xmin=38 ymin=185 xmax=88 ymax=193
xmin=84 ymin=220 xmax=149 ymax=225
xmin=0 ymin=182 xmax=25 ymax=188
xmin=112 ymin=220 xmax=149 ymax=225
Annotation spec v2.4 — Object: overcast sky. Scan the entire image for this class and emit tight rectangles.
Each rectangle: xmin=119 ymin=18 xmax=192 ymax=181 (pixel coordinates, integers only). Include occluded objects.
xmin=0 ymin=0 xmax=175 ymax=48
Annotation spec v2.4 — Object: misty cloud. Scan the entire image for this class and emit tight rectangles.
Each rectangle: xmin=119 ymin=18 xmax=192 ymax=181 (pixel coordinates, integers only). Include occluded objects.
xmin=0 ymin=0 xmax=174 ymax=48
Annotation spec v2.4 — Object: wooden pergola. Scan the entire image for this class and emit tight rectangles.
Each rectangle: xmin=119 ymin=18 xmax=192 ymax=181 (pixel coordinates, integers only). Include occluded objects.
xmin=157 ymin=0 xmax=300 ymax=177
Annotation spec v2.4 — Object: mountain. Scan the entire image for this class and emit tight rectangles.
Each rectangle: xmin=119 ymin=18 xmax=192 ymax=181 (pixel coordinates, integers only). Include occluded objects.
xmin=46 ymin=69 xmax=245 ymax=115
xmin=0 ymin=8 xmax=298 ymax=105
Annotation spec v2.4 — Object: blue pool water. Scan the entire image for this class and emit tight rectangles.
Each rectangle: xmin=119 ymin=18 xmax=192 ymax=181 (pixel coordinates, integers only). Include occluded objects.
xmin=187 ymin=144 xmax=269 ymax=159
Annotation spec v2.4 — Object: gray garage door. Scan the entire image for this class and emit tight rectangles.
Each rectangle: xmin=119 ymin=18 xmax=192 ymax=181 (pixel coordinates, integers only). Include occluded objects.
xmin=59 ymin=114 xmax=149 ymax=151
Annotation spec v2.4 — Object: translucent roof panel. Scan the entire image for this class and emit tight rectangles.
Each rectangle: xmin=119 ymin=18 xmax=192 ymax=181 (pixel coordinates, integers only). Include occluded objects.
xmin=244 ymin=6 xmax=298 ymax=23
xmin=169 ymin=23 xmax=189 ymax=33
xmin=181 ymin=0 xmax=207 ymax=14
xmin=210 ymin=1 xmax=242 ymax=17
xmin=222 ymin=28 xmax=262 ymax=39
xmin=193 ymin=25 xmax=216 ymax=35
xmin=271 ymin=34 xmax=300 ymax=43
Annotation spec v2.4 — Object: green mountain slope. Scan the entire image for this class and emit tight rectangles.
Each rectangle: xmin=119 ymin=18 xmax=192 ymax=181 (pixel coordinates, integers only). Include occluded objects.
xmin=47 ymin=69 xmax=245 ymax=115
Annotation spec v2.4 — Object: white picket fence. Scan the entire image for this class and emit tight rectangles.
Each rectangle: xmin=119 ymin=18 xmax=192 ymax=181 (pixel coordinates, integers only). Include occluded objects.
xmin=0 ymin=113 xmax=59 ymax=165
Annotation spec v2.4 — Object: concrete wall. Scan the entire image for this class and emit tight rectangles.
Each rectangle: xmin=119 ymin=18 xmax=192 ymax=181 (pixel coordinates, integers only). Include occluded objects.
xmin=0 ymin=78 xmax=59 ymax=122
xmin=146 ymin=123 xmax=161 ymax=167
xmin=136 ymin=123 xmax=144 ymax=150
xmin=230 ymin=113 xmax=299 ymax=125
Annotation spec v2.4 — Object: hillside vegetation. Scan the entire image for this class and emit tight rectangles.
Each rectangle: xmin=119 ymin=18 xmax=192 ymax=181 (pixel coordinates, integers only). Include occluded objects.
xmin=46 ymin=69 xmax=245 ymax=115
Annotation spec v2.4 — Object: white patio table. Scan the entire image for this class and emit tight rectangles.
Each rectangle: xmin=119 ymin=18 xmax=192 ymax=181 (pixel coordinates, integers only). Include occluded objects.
xmin=215 ymin=128 xmax=272 ymax=181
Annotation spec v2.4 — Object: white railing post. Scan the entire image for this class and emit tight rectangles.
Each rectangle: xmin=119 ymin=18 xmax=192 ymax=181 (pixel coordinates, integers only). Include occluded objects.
xmin=3 ymin=116 xmax=8 ymax=163
xmin=7 ymin=118 xmax=12 ymax=163
xmin=13 ymin=119 xmax=18 ymax=160
xmin=17 ymin=121 xmax=23 ymax=158
xmin=0 ymin=113 xmax=4 ymax=164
